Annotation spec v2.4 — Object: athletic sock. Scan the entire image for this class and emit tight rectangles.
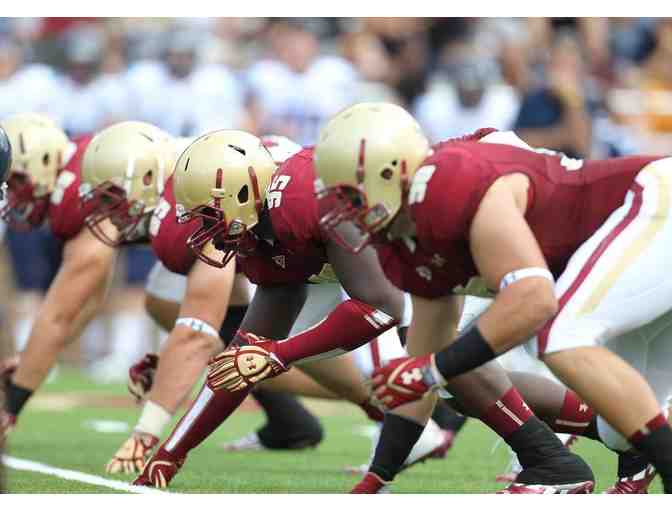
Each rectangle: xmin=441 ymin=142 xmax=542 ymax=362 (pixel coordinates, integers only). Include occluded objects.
xmin=368 ymin=413 xmax=425 ymax=482
xmin=251 ymin=388 xmax=323 ymax=449
xmin=480 ymin=387 xmax=534 ymax=438
xmin=628 ymin=413 xmax=672 ymax=493
xmin=432 ymin=400 xmax=467 ymax=433
xmin=161 ymin=383 xmax=251 ymax=460
xmin=617 ymin=449 xmax=651 ymax=479
xmin=553 ymin=389 xmax=595 ymax=435
xmin=582 ymin=416 xmax=601 ymax=441
xmin=506 ymin=416 xmax=593 ymax=485
xmin=5 ymin=380 xmax=33 ymax=416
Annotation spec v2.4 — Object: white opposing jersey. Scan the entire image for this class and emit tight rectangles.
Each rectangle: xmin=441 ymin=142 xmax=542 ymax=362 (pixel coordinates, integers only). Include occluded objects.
xmin=247 ymin=56 xmax=358 ymax=146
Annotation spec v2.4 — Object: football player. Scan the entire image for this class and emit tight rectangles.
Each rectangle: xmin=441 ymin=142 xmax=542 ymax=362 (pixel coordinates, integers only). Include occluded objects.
xmin=0 ymin=118 xmax=322 ymax=467
xmin=79 ymin=124 xmax=390 ymax=474
xmin=134 ymin=129 xmax=593 ymax=492
xmin=0 ymin=124 xmax=11 ymax=494
xmin=0 ymin=113 xmax=108 ymax=440
xmin=313 ymin=102 xmax=672 ymax=493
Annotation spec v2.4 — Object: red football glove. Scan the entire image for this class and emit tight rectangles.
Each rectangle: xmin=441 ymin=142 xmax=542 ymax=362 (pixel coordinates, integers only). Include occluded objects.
xmin=207 ymin=332 xmax=288 ymax=392
xmin=128 ymin=353 xmax=159 ymax=403
xmin=370 ymin=355 xmax=442 ymax=410
xmin=359 ymin=394 xmax=385 ymax=422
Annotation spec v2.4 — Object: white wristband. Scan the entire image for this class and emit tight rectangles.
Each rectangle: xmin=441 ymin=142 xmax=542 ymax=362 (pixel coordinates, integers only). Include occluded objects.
xmin=175 ymin=317 xmax=219 ymax=338
xmin=499 ymin=267 xmax=554 ymax=291
xmin=135 ymin=400 xmax=172 ymax=437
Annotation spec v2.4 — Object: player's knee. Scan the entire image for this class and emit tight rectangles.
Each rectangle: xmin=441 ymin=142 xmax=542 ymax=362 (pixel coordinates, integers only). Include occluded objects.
xmin=182 ymin=329 xmax=220 ymax=357
xmin=523 ymin=279 xmax=558 ymax=328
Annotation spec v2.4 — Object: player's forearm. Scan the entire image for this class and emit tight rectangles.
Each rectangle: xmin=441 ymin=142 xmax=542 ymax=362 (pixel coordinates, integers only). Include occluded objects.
xmin=12 ymin=314 xmax=74 ymax=390
xmin=149 ymin=327 xmax=220 ymax=414
xmin=267 ymin=299 xmax=398 ymax=365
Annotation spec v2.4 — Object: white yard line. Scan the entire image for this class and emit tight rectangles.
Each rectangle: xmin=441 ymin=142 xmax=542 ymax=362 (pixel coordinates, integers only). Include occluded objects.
xmin=3 ymin=455 xmax=173 ymax=494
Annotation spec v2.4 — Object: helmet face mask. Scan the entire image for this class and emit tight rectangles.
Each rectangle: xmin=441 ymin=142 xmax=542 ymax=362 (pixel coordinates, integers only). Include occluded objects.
xmin=316 ymin=181 xmax=391 ymax=254
xmin=81 ymin=180 xmax=149 ymax=246
xmin=1 ymin=171 xmax=51 ymax=230
xmin=80 ymin=121 xmax=177 ymax=246
xmin=0 ymin=113 xmax=69 ymax=230
xmin=173 ymin=130 xmax=277 ymax=269
xmin=180 ymin=204 xmax=249 ymax=268
xmin=314 ymin=102 xmax=428 ymax=253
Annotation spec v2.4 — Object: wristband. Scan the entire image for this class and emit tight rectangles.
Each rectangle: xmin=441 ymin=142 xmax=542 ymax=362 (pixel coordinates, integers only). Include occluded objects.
xmin=176 ymin=317 xmax=219 ymax=338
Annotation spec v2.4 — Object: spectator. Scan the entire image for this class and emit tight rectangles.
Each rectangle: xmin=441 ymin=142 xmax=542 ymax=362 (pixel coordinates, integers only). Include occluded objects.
xmin=127 ymin=26 xmax=246 ymax=137
xmin=513 ymin=30 xmax=593 ymax=157
xmin=59 ymin=26 xmax=130 ymax=136
xmin=246 ymin=19 xmax=357 ymax=145
xmin=414 ymin=39 xmax=519 ymax=142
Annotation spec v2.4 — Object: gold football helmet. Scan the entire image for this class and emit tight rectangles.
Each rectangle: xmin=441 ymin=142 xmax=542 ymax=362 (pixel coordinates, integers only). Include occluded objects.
xmin=314 ymin=102 xmax=429 ymax=252
xmin=0 ymin=113 xmax=70 ymax=230
xmin=80 ymin=121 xmax=177 ymax=246
xmin=173 ymin=129 xmax=276 ymax=268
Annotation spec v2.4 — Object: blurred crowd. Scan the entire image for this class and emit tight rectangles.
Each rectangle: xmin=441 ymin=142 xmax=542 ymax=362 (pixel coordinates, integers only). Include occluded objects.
xmin=1 ymin=17 xmax=671 ymax=379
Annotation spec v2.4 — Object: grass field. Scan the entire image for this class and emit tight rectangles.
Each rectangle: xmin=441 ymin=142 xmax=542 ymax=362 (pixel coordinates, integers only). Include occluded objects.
xmin=3 ymin=368 xmax=664 ymax=493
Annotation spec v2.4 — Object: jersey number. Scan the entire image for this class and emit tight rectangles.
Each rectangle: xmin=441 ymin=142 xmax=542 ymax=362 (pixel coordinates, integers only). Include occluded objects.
xmin=408 ymin=165 xmax=436 ymax=205
xmin=149 ymin=198 xmax=172 ymax=237
xmin=50 ymin=171 xmax=76 ymax=205
xmin=267 ymin=175 xmax=291 ymax=209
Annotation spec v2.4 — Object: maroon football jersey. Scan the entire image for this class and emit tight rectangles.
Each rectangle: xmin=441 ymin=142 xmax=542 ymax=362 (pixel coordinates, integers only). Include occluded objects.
xmin=150 ymin=175 xmax=199 ymax=276
xmin=48 ymin=134 xmax=93 ymax=241
xmin=376 ymin=139 xmax=660 ymax=298
xmin=237 ymin=147 xmax=331 ymax=286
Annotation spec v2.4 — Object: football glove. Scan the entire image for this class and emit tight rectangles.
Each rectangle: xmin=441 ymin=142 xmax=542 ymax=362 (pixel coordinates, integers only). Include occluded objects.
xmin=207 ymin=332 xmax=287 ymax=392
xmin=370 ymin=355 xmax=443 ymax=410
xmin=128 ymin=353 xmax=159 ymax=403
xmin=106 ymin=431 xmax=159 ymax=474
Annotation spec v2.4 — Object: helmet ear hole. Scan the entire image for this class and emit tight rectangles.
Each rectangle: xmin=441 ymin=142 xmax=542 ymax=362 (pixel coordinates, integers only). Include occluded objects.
xmin=43 ymin=153 xmax=50 ymax=166
xmin=143 ymin=170 xmax=153 ymax=186
xmin=237 ymin=184 xmax=249 ymax=204
xmin=380 ymin=168 xmax=393 ymax=180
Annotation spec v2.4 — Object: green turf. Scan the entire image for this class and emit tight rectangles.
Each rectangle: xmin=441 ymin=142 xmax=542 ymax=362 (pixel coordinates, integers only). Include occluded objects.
xmin=4 ymin=368 xmax=664 ymax=493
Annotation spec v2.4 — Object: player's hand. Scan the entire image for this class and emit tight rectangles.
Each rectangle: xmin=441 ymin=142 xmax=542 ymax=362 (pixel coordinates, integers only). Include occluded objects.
xmin=207 ymin=333 xmax=288 ymax=392
xmin=359 ymin=393 xmax=385 ymax=422
xmin=105 ymin=431 xmax=159 ymax=474
xmin=128 ymin=353 xmax=159 ymax=403
xmin=370 ymin=355 xmax=442 ymax=410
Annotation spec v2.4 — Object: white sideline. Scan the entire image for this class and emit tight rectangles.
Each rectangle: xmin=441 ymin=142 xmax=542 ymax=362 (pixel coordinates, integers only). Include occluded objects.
xmin=2 ymin=455 xmax=172 ymax=494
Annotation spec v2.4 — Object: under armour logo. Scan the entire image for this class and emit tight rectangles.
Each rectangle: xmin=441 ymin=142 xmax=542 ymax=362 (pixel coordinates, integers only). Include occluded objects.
xmin=579 ymin=403 xmax=589 ymax=413
xmin=273 ymin=255 xmax=286 ymax=268
xmin=416 ymin=266 xmax=432 ymax=281
xmin=400 ymin=368 xmax=423 ymax=385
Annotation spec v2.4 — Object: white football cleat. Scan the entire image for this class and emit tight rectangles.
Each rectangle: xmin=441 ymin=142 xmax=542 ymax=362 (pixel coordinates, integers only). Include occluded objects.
xmin=220 ymin=432 xmax=264 ymax=452
xmin=345 ymin=418 xmax=454 ymax=475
